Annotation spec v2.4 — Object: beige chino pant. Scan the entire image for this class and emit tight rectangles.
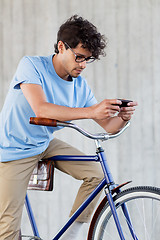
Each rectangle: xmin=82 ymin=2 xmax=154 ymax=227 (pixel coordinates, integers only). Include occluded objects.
xmin=0 ymin=138 xmax=103 ymax=240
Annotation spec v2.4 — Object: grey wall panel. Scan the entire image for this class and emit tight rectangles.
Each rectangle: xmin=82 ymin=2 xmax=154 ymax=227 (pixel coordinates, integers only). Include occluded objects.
xmin=0 ymin=0 xmax=160 ymax=239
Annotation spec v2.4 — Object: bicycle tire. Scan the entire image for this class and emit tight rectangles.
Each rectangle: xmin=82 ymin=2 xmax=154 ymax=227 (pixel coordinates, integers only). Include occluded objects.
xmin=88 ymin=186 xmax=160 ymax=240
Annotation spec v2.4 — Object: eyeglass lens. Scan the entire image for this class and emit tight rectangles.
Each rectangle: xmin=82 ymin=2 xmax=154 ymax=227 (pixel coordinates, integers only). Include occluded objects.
xmin=64 ymin=42 xmax=95 ymax=63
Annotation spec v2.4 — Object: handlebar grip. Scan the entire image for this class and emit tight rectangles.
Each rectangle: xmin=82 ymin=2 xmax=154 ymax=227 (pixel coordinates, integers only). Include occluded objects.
xmin=29 ymin=117 xmax=57 ymax=127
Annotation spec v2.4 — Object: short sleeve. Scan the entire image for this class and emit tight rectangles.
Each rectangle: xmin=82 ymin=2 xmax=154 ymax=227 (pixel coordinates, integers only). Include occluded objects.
xmin=13 ymin=56 xmax=42 ymax=89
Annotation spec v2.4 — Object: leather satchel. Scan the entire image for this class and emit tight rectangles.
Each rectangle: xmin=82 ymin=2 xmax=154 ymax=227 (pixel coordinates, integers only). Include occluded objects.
xmin=28 ymin=160 xmax=54 ymax=191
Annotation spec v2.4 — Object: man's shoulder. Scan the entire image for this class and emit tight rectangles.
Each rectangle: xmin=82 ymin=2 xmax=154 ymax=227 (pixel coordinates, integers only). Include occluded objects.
xmin=18 ymin=55 xmax=52 ymax=73
xmin=21 ymin=55 xmax=51 ymax=65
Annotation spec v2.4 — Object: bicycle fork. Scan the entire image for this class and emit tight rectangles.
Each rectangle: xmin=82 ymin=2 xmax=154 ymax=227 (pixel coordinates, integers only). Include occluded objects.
xmin=97 ymin=143 xmax=138 ymax=240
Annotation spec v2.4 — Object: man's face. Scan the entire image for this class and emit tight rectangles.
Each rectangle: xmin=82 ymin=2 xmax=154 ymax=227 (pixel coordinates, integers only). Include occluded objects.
xmin=60 ymin=42 xmax=93 ymax=79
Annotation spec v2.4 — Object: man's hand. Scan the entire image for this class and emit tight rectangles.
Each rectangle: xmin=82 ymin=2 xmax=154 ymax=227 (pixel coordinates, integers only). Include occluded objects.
xmin=93 ymin=99 xmax=138 ymax=134
xmin=91 ymin=99 xmax=122 ymax=120
xmin=118 ymin=101 xmax=138 ymax=121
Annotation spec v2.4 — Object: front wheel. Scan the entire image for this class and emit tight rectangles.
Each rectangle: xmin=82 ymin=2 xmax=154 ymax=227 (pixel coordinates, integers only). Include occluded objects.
xmin=88 ymin=186 xmax=160 ymax=240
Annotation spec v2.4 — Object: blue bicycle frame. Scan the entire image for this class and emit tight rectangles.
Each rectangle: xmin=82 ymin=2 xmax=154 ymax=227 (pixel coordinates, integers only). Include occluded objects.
xmin=25 ymin=143 xmax=137 ymax=240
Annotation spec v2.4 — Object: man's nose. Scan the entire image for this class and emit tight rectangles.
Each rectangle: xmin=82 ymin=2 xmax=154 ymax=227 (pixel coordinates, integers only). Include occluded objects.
xmin=79 ymin=61 xmax=86 ymax=69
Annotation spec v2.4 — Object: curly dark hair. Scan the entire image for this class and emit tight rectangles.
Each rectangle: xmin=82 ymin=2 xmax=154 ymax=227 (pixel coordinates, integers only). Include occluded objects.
xmin=54 ymin=15 xmax=107 ymax=59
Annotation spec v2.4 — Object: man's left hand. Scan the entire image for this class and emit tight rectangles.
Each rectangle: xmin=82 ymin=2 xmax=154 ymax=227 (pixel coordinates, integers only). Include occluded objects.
xmin=118 ymin=101 xmax=138 ymax=121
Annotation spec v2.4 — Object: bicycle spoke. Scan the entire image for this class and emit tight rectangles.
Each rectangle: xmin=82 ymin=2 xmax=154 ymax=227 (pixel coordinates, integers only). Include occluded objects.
xmin=133 ymin=198 xmax=150 ymax=240
xmin=119 ymin=206 xmax=138 ymax=240
xmin=150 ymin=199 xmax=160 ymax=238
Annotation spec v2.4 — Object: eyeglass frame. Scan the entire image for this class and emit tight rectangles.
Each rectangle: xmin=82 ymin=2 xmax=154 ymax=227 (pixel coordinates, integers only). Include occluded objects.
xmin=64 ymin=42 xmax=96 ymax=64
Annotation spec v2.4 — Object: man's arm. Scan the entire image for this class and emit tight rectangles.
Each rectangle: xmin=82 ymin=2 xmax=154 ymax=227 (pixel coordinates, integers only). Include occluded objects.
xmin=20 ymin=84 xmax=90 ymax=121
xmin=20 ymin=83 xmax=137 ymax=133
xmin=94 ymin=100 xmax=137 ymax=133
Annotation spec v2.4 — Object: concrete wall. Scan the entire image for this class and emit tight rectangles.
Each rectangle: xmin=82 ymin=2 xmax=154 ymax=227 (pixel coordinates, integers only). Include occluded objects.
xmin=0 ymin=0 xmax=160 ymax=239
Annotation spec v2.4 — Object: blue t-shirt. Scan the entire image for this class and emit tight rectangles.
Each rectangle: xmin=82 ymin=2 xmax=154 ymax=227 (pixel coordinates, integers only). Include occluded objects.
xmin=0 ymin=55 xmax=97 ymax=162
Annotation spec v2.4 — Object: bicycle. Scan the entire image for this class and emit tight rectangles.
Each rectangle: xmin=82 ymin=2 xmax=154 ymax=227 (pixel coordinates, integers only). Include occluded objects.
xmin=20 ymin=117 xmax=160 ymax=240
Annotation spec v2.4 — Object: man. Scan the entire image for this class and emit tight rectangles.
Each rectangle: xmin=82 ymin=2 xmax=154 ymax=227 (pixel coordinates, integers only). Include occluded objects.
xmin=0 ymin=15 xmax=137 ymax=239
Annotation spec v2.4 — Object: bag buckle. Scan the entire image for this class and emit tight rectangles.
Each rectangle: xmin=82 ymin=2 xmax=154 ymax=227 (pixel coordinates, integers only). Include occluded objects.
xmin=33 ymin=174 xmax=38 ymax=184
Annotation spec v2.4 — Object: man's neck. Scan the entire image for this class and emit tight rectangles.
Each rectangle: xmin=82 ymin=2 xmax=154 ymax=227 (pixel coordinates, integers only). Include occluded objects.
xmin=52 ymin=54 xmax=70 ymax=81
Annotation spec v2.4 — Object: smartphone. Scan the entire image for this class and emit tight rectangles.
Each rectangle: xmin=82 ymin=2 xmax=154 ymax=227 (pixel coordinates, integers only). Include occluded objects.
xmin=118 ymin=99 xmax=133 ymax=108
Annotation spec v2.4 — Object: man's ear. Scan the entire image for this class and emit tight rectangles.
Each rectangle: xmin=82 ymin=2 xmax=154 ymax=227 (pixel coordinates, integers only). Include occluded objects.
xmin=57 ymin=41 xmax=65 ymax=54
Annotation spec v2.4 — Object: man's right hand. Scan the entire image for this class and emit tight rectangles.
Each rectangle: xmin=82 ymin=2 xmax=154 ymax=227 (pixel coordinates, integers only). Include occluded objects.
xmin=90 ymin=99 xmax=121 ymax=120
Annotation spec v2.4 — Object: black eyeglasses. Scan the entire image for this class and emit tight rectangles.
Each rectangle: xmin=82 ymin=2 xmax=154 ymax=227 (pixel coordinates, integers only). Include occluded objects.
xmin=64 ymin=42 xmax=96 ymax=64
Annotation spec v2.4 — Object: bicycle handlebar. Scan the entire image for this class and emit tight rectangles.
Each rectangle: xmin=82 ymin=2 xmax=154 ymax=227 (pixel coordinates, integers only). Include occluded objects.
xmin=29 ymin=117 xmax=130 ymax=141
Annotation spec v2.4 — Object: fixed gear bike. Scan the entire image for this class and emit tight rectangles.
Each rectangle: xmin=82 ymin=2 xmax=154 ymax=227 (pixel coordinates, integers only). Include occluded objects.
xmin=21 ymin=117 xmax=160 ymax=240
